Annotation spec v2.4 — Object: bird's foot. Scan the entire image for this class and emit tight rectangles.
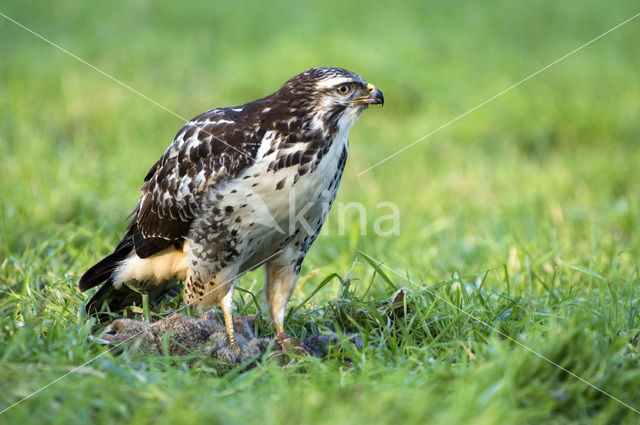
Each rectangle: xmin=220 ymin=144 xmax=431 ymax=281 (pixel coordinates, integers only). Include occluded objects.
xmin=230 ymin=342 xmax=242 ymax=356
xmin=227 ymin=334 xmax=242 ymax=356
xmin=276 ymin=332 xmax=310 ymax=356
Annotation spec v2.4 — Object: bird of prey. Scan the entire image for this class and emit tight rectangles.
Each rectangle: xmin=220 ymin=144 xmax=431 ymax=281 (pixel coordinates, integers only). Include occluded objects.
xmin=79 ymin=67 xmax=384 ymax=353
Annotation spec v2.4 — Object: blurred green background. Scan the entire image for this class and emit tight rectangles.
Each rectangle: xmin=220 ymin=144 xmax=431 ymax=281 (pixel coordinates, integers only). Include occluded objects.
xmin=1 ymin=0 xmax=640 ymax=423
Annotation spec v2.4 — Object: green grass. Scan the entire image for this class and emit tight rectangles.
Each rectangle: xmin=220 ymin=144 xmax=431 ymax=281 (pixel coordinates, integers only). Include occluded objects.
xmin=1 ymin=0 xmax=640 ymax=423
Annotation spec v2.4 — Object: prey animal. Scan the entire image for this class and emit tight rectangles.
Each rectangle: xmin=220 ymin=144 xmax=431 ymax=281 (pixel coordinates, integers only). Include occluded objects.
xmin=79 ymin=67 xmax=384 ymax=353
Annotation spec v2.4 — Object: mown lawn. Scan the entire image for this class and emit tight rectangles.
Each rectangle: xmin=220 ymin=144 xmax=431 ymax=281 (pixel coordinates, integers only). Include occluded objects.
xmin=1 ymin=1 xmax=639 ymax=424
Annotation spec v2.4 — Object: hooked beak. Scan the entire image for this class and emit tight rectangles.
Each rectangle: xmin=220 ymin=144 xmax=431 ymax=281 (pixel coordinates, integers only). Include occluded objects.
xmin=350 ymin=83 xmax=384 ymax=106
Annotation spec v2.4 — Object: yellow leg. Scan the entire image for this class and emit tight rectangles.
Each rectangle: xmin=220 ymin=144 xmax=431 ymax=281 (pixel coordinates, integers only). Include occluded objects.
xmin=220 ymin=288 xmax=242 ymax=355
xmin=264 ymin=261 xmax=299 ymax=336
xmin=223 ymin=310 xmax=242 ymax=354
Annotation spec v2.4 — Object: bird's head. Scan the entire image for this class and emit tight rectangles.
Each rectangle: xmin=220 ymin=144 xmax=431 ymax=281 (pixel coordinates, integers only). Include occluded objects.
xmin=277 ymin=67 xmax=384 ymax=134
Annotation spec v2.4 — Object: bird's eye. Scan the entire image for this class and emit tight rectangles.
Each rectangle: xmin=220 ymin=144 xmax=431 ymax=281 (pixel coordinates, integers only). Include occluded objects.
xmin=336 ymin=85 xmax=350 ymax=95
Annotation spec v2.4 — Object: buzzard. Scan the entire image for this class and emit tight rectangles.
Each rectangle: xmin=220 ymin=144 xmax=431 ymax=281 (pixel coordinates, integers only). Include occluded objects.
xmin=79 ymin=67 xmax=384 ymax=353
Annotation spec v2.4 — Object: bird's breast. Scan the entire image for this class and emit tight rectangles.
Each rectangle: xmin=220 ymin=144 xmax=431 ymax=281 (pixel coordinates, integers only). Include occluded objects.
xmin=194 ymin=130 xmax=348 ymax=271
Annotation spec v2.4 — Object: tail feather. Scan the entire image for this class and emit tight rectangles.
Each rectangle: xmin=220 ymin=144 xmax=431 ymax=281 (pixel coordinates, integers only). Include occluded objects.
xmin=86 ymin=277 xmax=180 ymax=321
xmin=80 ymin=233 xmax=139 ymax=320
xmin=80 ymin=233 xmax=182 ymax=320
xmin=85 ymin=278 xmax=139 ymax=320
xmin=79 ymin=236 xmax=133 ymax=292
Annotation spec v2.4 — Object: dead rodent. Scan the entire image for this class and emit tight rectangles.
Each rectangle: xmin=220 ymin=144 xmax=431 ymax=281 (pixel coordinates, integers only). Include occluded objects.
xmin=97 ymin=311 xmax=362 ymax=367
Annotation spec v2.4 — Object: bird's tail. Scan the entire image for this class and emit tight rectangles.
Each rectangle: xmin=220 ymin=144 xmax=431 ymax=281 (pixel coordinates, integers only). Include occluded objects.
xmin=79 ymin=233 xmax=184 ymax=320
xmin=79 ymin=235 xmax=139 ymax=319
xmin=79 ymin=235 xmax=133 ymax=292
xmin=84 ymin=277 xmax=144 ymax=320
xmin=84 ymin=277 xmax=181 ymax=321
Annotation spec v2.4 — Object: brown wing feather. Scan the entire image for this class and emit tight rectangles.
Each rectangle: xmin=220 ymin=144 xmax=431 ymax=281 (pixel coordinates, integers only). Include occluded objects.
xmin=128 ymin=107 xmax=264 ymax=258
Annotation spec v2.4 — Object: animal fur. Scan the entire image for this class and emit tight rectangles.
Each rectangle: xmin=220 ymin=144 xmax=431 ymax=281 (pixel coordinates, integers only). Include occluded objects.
xmin=96 ymin=311 xmax=363 ymax=367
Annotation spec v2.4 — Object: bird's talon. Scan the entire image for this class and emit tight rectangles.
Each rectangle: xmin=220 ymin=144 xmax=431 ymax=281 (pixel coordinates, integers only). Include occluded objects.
xmin=228 ymin=339 xmax=242 ymax=355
